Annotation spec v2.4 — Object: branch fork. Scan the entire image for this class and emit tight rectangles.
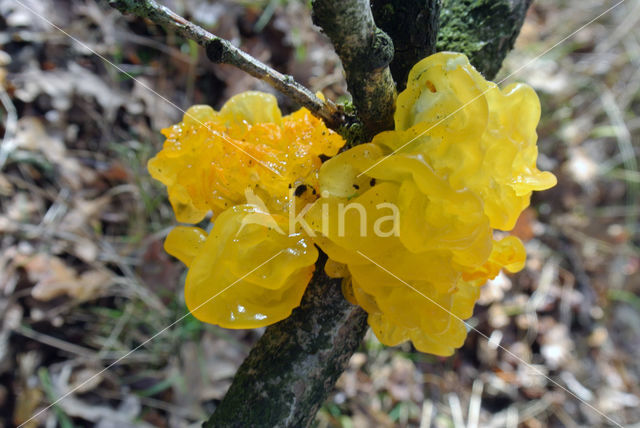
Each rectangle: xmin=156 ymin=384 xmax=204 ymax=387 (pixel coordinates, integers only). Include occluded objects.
xmin=108 ymin=0 xmax=533 ymax=426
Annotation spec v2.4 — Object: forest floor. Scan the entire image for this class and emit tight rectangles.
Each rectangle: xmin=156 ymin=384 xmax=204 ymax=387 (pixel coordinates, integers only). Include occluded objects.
xmin=1 ymin=0 xmax=640 ymax=427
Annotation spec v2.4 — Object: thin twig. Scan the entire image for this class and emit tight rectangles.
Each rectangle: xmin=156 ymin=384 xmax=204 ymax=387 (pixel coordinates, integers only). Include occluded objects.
xmin=15 ymin=325 xmax=97 ymax=359
xmin=108 ymin=0 xmax=349 ymax=129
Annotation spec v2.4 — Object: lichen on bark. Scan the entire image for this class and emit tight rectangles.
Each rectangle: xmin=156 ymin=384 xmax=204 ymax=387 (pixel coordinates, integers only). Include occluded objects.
xmin=437 ymin=0 xmax=533 ymax=79
xmin=107 ymin=0 xmax=536 ymax=426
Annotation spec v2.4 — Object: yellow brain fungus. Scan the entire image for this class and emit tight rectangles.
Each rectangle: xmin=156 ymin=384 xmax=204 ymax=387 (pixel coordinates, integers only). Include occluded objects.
xmin=148 ymin=91 xmax=344 ymax=223
xmin=166 ymin=206 xmax=318 ymax=328
xmin=150 ymin=52 xmax=556 ymax=355
xmin=306 ymin=52 xmax=555 ymax=355
xmin=151 ymin=91 xmax=344 ymax=327
xmin=392 ymin=52 xmax=556 ymax=231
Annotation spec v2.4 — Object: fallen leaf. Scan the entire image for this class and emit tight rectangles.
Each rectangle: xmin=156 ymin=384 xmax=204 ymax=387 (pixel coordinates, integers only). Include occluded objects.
xmin=511 ymin=208 xmax=537 ymax=242
xmin=48 ymin=364 xmax=153 ymax=426
xmin=17 ymin=253 xmax=112 ymax=301
xmin=59 ymin=196 xmax=111 ymax=262
xmin=12 ymin=386 xmax=42 ymax=428
xmin=12 ymin=63 xmax=127 ymax=122
xmin=539 ymin=319 xmax=573 ymax=370
xmin=13 ymin=117 xmax=96 ymax=189
xmin=69 ymin=367 xmax=104 ymax=394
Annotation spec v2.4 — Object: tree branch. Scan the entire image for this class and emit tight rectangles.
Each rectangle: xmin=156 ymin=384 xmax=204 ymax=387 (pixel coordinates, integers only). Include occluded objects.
xmin=107 ymin=0 xmax=349 ymax=129
xmin=108 ymin=1 xmax=534 ymax=426
xmin=203 ymin=254 xmax=368 ymax=428
xmin=205 ymin=2 xmax=534 ymax=426
xmin=203 ymin=2 xmax=400 ymax=427
xmin=437 ymin=0 xmax=533 ymax=79
xmin=312 ymin=0 xmax=397 ymax=139
xmin=372 ymin=0 xmax=442 ymax=90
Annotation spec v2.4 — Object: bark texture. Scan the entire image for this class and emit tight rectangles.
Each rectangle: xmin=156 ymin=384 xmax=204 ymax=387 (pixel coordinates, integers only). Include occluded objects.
xmin=107 ymin=1 xmax=533 ymax=426
xmin=312 ymin=0 xmax=397 ymax=140
xmin=206 ymin=1 xmax=533 ymax=426
xmin=372 ymin=0 xmax=442 ymax=90
xmin=437 ymin=0 xmax=533 ymax=79
xmin=205 ymin=2 xmax=394 ymax=426
xmin=203 ymin=254 xmax=368 ymax=428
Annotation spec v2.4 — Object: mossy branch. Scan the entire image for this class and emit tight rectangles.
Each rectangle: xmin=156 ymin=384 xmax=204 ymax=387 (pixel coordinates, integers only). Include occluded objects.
xmin=204 ymin=254 xmax=368 ymax=428
xmin=110 ymin=1 xmax=534 ymax=426
xmin=107 ymin=0 xmax=349 ymax=129
xmin=371 ymin=0 xmax=442 ymax=90
xmin=205 ymin=2 xmax=400 ymax=426
xmin=437 ymin=0 xmax=533 ymax=79
xmin=206 ymin=2 xmax=533 ymax=426
xmin=312 ymin=0 xmax=397 ymax=139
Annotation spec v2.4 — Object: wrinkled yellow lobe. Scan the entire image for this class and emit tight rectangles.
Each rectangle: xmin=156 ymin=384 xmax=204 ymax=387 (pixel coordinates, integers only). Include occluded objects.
xmin=150 ymin=54 xmax=556 ymax=354
xmin=308 ymin=52 xmax=556 ymax=355
xmin=148 ymin=91 xmax=344 ymax=223
xmin=392 ymin=53 xmax=557 ymax=230
xmin=152 ymin=91 xmax=344 ymax=329
xmin=164 ymin=226 xmax=207 ymax=267
xmin=166 ymin=205 xmax=318 ymax=329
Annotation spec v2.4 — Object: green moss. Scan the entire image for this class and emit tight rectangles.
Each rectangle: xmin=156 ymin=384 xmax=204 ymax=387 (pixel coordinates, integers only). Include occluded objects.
xmin=312 ymin=0 xmax=396 ymax=138
xmin=339 ymin=121 xmax=367 ymax=148
xmin=370 ymin=28 xmax=395 ymax=69
xmin=108 ymin=0 xmax=151 ymax=15
xmin=437 ymin=0 xmax=530 ymax=79
xmin=202 ymin=1 xmax=533 ymax=426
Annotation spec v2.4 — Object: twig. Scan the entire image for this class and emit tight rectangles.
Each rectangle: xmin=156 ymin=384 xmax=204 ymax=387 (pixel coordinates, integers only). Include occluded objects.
xmin=312 ymin=0 xmax=397 ymax=138
xmin=15 ymin=325 xmax=97 ymax=359
xmin=106 ymin=1 xmax=535 ymax=426
xmin=107 ymin=0 xmax=348 ymax=129
xmin=204 ymin=1 xmax=533 ymax=426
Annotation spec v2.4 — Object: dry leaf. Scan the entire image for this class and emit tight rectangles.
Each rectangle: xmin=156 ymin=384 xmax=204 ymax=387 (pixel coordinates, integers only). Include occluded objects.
xmin=69 ymin=367 xmax=104 ymax=394
xmin=12 ymin=63 xmax=126 ymax=121
xmin=539 ymin=321 xmax=573 ymax=370
xmin=48 ymin=364 xmax=153 ymax=427
xmin=62 ymin=196 xmax=111 ymax=233
xmin=19 ymin=253 xmax=111 ymax=301
xmin=58 ymin=196 xmax=111 ymax=262
xmin=511 ymin=208 xmax=537 ymax=242
xmin=12 ymin=386 xmax=43 ymax=428
xmin=0 ymin=172 xmax=13 ymax=195
xmin=13 ymin=117 xmax=96 ymax=189
xmin=25 ymin=254 xmax=76 ymax=301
